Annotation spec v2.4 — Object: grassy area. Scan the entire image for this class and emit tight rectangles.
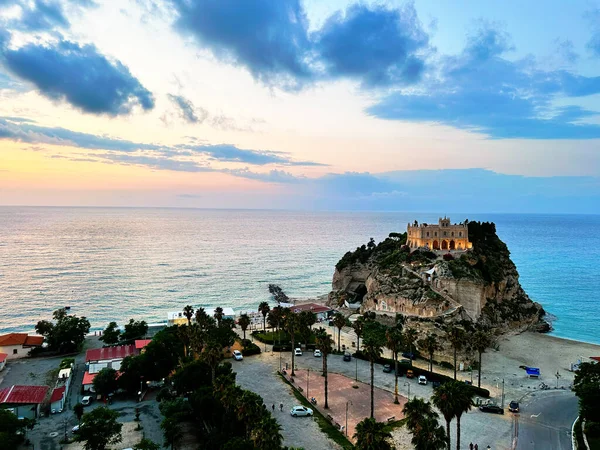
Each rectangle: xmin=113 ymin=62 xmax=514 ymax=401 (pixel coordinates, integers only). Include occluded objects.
xmin=279 ymin=374 xmax=354 ymax=450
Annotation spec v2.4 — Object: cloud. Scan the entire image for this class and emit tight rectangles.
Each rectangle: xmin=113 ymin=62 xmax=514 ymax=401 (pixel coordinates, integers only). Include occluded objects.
xmin=367 ymin=22 xmax=600 ymax=139
xmin=0 ymin=116 xmax=324 ymax=167
xmin=168 ymin=0 xmax=312 ymax=89
xmin=15 ymin=0 xmax=69 ymax=32
xmin=314 ymin=3 xmax=428 ymax=87
xmin=167 ymin=93 xmax=207 ymax=123
xmin=0 ymin=40 xmax=155 ymax=115
xmin=586 ymin=8 xmax=600 ymax=57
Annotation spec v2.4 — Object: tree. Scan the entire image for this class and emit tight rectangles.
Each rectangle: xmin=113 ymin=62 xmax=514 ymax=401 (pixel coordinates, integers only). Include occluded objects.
xmin=74 ymin=402 xmax=85 ymax=424
xmin=93 ymin=367 xmax=118 ymax=399
xmin=133 ymin=438 xmax=160 ymax=450
xmin=35 ymin=308 xmax=90 ymax=353
xmin=353 ymin=316 xmax=365 ymax=351
xmin=161 ymin=416 xmax=183 ymax=450
xmin=250 ymin=415 xmax=283 ymax=450
xmin=120 ymin=319 xmax=148 ymax=342
xmin=267 ymin=305 xmax=284 ymax=333
xmin=432 ymin=380 xmax=472 ymax=450
xmin=446 ymin=326 xmax=466 ymax=380
xmin=0 ymin=409 xmax=27 ymax=450
xmin=333 ymin=312 xmax=346 ymax=352
xmin=99 ymin=322 xmax=121 ymax=345
xmin=76 ymin=407 xmax=123 ymax=450
xmin=471 ymin=329 xmax=492 ymax=388
xmin=402 ymin=398 xmax=447 ymax=450
xmin=573 ymin=362 xmax=600 ymax=426
xmin=395 ymin=313 xmax=406 ymax=330
xmin=258 ymin=302 xmax=270 ymax=331
xmin=315 ymin=327 xmax=334 ymax=409
xmin=386 ymin=326 xmax=403 ymax=404
xmin=354 ymin=418 xmax=394 ymax=450
xmin=238 ymin=314 xmax=251 ymax=340
xmin=403 ymin=327 xmax=418 ymax=366
xmin=183 ymin=305 xmax=195 ymax=326
xmin=283 ymin=311 xmax=300 ymax=376
xmin=418 ymin=333 xmax=441 ymax=373
xmin=363 ymin=321 xmax=386 ymax=418
xmin=214 ymin=307 xmax=224 ymax=327
xmin=202 ymin=341 xmax=223 ymax=385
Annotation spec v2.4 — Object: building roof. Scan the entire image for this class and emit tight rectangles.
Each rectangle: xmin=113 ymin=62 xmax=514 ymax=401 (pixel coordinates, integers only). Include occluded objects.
xmin=50 ymin=386 xmax=66 ymax=403
xmin=291 ymin=303 xmax=331 ymax=314
xmin=82 ymin=371 xmax=96 ymax=386
xmin=590 ymin=356 xmax=600 ymax=362
xmin=0 ymin=385 xmax=49 ymax=404
xmin=135 ymin=339 xmax=151 ymax=350
xmin=0 ymin=333 xmax=44 ymax=347
xmin=85 ymin=344 xmax=137 ymax=363
xmin=0 ymin=353 xmax=7 ymax=363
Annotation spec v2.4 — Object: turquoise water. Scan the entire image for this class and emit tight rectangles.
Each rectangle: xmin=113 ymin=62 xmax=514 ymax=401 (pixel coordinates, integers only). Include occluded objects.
xmin=0 ymin=207 xmax=598 ymax=344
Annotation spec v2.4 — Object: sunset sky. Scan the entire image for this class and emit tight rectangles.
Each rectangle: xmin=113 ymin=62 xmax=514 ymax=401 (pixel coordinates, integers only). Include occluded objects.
xmin=1 ymin=0 xmax=599 ymax=212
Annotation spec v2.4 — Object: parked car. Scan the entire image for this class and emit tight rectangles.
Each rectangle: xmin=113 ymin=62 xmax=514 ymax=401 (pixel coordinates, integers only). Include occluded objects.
xmin=313 ymin=349 xmax=322 ymax=357
xmin=232 ymin=350 xmax=243 ymax=361
xmin=509 ymin=401 xmax=520 ymax=413
xmin=402 ymin=352 xmax=415 ymax=360
xmin=72 ymin=424 xmax=83 ymax=433
xmin=383 ymin=364 xmax=393 ymax=373
xmin=81 ymin=396 xmax=92 ymax=406
xmin=343 ymin=352 xmax=352 ymax=362
xmin=290 ymin=406 xmax=313 ymax=417
xmin=406 ymin=370 xmax=414 ymax=379
xmin=432 ymin=381 xmax=441 ymax=389
xmin=418 ymin=375 xmax=427 ymax=385
xmin=294 ymin=348 xmax=303 ymax=356
xmin=479 ymin=404 xmax=504 ymax=414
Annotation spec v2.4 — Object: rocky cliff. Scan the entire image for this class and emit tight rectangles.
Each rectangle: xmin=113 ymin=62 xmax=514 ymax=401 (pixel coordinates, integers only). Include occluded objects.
xmin=328 ymin=222 xmax=548 ymax=332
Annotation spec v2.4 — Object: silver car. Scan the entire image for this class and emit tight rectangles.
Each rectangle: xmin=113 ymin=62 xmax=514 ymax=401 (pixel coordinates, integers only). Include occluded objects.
xmin=290 ymin=406 xmax=313 ymax=417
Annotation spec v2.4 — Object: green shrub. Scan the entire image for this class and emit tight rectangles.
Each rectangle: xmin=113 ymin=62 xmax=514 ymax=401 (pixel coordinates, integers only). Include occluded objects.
xmin=240 ymin=339 xmax=261 ymax=356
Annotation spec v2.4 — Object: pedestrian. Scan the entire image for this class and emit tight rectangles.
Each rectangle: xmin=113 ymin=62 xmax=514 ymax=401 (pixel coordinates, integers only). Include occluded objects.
xmin=272 ymin=404 xmax=275 ymax=412
xmin=279 ymin=403 xmax=283 ymax=412
xmin=474 ymin=444 xmax=478 ymax=450
xmin=470 ymin=443 xmax=474 ymax=450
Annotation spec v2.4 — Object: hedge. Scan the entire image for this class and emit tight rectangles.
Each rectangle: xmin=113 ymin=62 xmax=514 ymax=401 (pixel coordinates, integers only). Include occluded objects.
xmin=240 ymin=339 xmax=261 ymax=356
xmin=252 ymin=330 xmax=316 ymax=346
xmin=353 ymin=351 xmax=490 ymax=398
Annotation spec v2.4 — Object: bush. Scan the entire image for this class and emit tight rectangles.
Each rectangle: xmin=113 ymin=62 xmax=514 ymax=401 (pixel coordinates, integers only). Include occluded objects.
xmin=352 ymin=352 xmax=489 ymax=398
xmin=439 ymin=361 xmax=454 ymax=370
xmin=443 ymin=253 xmax=454 ymax=261
xmin=240 ymin=339 xmax=261 ymax=356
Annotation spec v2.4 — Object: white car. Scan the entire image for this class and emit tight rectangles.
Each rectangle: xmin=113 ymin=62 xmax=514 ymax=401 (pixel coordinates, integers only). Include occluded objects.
xmin=290 ymin=406 xmax=313 ymax=417
xmin=313 ymin=349 xmax=322 ymax=357
xmin=294 ymin=348 xmax=303 ymax=356
xmin=72 ymin=424 xmax=82 ymax=433
xmin=232 ymin=350 xmax=243 ymax=361
xmin=81 ymin=395 xmax=92 ymax=406
xmin=418 ymin=375 xmax=428 ymax=385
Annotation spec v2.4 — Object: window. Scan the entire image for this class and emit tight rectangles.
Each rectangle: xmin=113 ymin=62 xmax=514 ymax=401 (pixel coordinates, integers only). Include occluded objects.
xmin=451 ymin=232 xmax=454 ymax=237
xmin=435 ymin=232 xmax=437 ymax=237
xmin=13 ymin=349 xmax=17 ymax=354
xmin=427 ymin=232 xmax=430 ymax=237
xmin=444 ymin=232 xmax=447 ymax=236
xmin=459 ymin=232 xmax=462 ymax=237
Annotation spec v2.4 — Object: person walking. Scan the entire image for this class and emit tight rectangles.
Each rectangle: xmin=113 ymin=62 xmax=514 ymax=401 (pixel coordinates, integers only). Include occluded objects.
xmin=272 ymin=404 xmax=275 ymax=412
xmin=474 ymin=444 xmax=478 ymax=450
xmin=279 ymin=402 xmax=283 ymax=412
xmin=470 ymin=443 xmax=474 ymax=450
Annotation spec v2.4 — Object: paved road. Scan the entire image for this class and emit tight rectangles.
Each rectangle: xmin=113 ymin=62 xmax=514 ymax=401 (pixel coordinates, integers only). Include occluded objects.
xmin=516 ymin=390 xmax=578 ymax=450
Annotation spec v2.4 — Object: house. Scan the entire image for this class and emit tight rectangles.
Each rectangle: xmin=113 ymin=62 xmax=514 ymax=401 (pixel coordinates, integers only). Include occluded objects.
xmin=135 ymin=339 xmax=151 ymax=351
xmin=290 ymin=303 xmax=333 ymax=321
xmin=83 ymin=345 xmax=137 ymax=392
xmin=0 ymin=353 xmax=7 ymax=371
xmin=50 ymin=386 xmax=66 ymax=413
xmin=0 ymin=385 xmax=49 ymax=419
xmin=168 ymin=307 xmax=236 ymax=325
xmin=0 ymin=333 xmax=44 ymax=359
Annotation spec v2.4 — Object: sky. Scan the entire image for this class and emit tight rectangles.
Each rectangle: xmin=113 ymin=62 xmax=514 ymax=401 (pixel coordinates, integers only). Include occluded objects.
xmin=0 ymin=0 xmax=599 ymax=212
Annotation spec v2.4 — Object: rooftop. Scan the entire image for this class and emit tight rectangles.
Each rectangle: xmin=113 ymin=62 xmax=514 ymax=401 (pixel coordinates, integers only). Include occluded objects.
xmin=85 ymin=344 xmax=137 ymax=363
xmin=0 ymin=333 xmax=44 ymax=347
xmin=82 ymin=371 xmax=96 ymax=386
xmin=290 ymin=303 xmax=331 ymax=314
xmin=135 ymin=339 xmax=151 ymax=350
xmin=0 ymin=353 xmax=7 ymax=363
xmin=0 ymin=385 xmax=49 ymax=404
xmin=50 ymin=386 xmax=66 ymax=403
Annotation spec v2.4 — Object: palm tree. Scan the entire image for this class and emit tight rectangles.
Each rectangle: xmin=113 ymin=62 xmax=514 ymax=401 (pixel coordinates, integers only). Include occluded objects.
xmin=402 ymin=398 xmax=447 ymax=450
xmin=432 ymin=380 xmax=472 ymax=450
xmin=238 ymin=314 xmax=251 ymax=340
xmin=386 ymin=326 xmax=403 ymax=404
xmin=403 ymin=327 xmax=418 ymax=366
xmin=298 ymin=311 xmax=315 ymax=346
xmin=195 ymin=307 xmax=213 ymax=331
xmin=363 ymin=321 xmax=386 ymax=418
xmin=315 ymin=327 xmax=334 ymax=409
xmin=182 ymin=305 xmax=194 ymax=326
xmin=352 ymin=316 xmax=365 ymax=351
xmin=258 ymin=301 xmax=270 ymax=331
xmin=471 ymin=329 xmax=492 ymax=388
xmin=250 ymin=415 xmax=283 ymax=450
xmin=446 ymin=326 xmax=466 ymax=380
xmin=418 ymin=333 xmax=441 ymax=373
xmin=201 ymin=342 xmax=223 ymax=384
xmin=213 ymin=307 xmax=224 ymax=327
xmin=354 ymin=418 xmax=394 ymax=450
xmin=333 ymin=312 xmax=346 ymax=352
xmin=284 ymin=312 xmax=300 ymax=376
xmin=402 ymin=397 xmax=436 ymax=431
xmin=267 ymin=305 xmax=283 ymax=333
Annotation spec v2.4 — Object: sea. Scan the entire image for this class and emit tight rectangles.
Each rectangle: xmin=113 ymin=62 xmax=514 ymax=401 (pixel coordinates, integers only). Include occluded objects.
xmin=0 ymin=207 xmax=598 ymax=345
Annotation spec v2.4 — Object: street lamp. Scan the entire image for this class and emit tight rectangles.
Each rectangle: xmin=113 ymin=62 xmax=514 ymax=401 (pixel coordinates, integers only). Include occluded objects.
xmin=555 ymin=370 xmax=561 ymax=389
xmin=345 ymin=401 xmax=352 ymax=436
xmin=307 ymin=368 xmax=310 ymax=398
xmin=501 ymin=378 xmax=505 ymax=408
xmin=355 ymin=356 xmax=358 ymax=382
xmin=404 ymin=382 xmax=410 ymax=400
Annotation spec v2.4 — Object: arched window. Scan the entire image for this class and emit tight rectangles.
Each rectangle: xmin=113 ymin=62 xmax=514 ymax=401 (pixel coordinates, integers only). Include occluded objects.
xmin=435 ymin=232 xmax=437 ymax=237
xmin=381 ymin=301 xmax=388 ymax=311
xmin=427 ymin=232 xmax=430 ymax=237
xmin=459 ymin=232 xmax=462 ymax=237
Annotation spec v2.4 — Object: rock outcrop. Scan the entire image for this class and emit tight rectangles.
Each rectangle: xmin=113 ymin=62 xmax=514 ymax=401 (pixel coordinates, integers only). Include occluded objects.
xmin=328 ymin=222 xmax=547 ymax=333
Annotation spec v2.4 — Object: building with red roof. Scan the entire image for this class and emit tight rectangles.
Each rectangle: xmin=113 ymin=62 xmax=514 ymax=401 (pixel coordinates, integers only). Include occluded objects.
xmin=85 ymin=344 xmax=138 ymax=363
xmin=290 ymin=303 xmax=333 ymax=321
xmin=135 ymin=339 xmax=152 ymax=351
xmin=0 ymin=353 xmax=7 ymax=372
xmin=0 ymin=333 xmax=44 ymax=360
xmin=50 ymin=386 xmax=66 ymax=412
xmin=0 ymin=385 xmax=49 ymax=419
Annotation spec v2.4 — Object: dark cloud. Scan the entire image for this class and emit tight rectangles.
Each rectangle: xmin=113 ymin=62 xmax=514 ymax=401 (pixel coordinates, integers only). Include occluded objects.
xmin=168 ymin=0 xmax=312 ymax=89
xmin=314 ymin=3 xmax=428 ymax=87
xmin=167 ymin=93 xmax=207 ymax=123
xmin=368 ymin=23 xmax=600 ymax=139
xmin=0 ymin=40 xmax=154 ymax=116
xmin=16 ymin=0 xmax=69 ymax=32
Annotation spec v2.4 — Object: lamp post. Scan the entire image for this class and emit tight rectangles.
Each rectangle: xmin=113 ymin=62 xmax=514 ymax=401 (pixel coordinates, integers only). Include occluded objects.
xmin=345 ymin=401 xmax=352 ymax=436
xmin=501 ymin=378 xmax=505 ymax=408
xmin=404 ymin=382 xmax=410 ymax=400
xmin=355 ymin=356 xmax=358 ymax=382
xmin=278 ymin=319 xmax=282 ymax=372
xmin=307 ymin=368 xmax=310 ymax=398
xmin=555 ymin=370 xmax=561 ymax=389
